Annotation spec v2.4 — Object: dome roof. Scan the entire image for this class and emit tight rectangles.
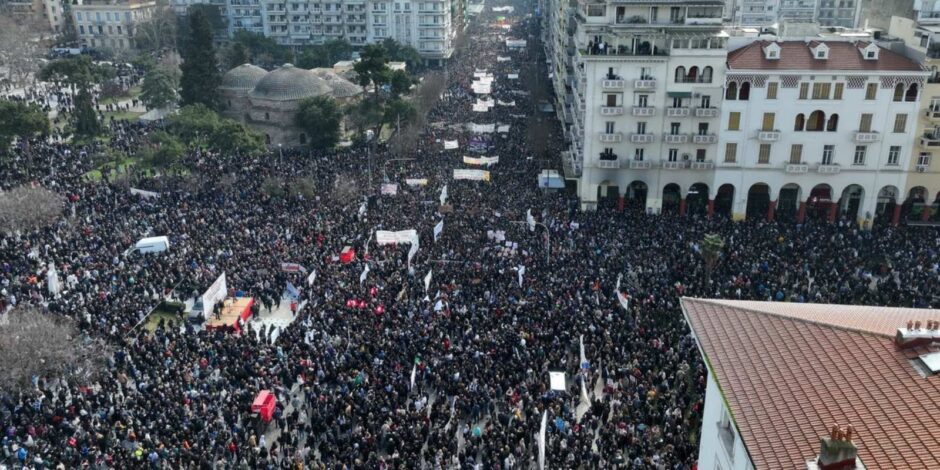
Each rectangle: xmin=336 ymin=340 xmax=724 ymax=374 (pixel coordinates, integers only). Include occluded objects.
xmin=249 ymin=63 xmax=332 ymax=101
xmin=220 ymin=63 xmax=267 ymax=90
xmin=310 ymin=68 xmax=364 ymax=98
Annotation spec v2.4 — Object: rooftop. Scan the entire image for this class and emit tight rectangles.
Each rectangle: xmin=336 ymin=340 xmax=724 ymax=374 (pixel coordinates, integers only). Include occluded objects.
xmin=727 ymin=40 xmax=926 ymax=72
xmin=682 ymin=298 xmax=940 ymax=470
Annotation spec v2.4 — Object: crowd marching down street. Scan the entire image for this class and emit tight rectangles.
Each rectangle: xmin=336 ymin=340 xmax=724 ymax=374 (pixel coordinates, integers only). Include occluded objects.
xmin=0 ymin=1 xmax=939 ymax=469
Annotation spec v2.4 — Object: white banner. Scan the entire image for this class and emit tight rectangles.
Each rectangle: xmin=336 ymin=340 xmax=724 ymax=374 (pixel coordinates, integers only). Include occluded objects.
xmin=507 ymin=73 xmax=519 ymax=80
xmin=471 ymin=82 xmax=492 ymax=95
xmin=376 ymin=229 xmax=419 ymax=245
xmin=424 ymin=269 xmax=432 ymax=292
xmin=433 ymin=219 xmax=444 ymax=242
xmin=463 ymin=156 xmax=499 ymax=166
xmin=549 ymin=371 xmax=565 ymax=391
xmin=439 ymin=184 xmax=448 ymax=205
xmin=497 ymin=100 xmax=516 ymax=107
xmin=506 ymin=39 xmax=527 ymax=48
xmin=497 ymin=56 xmax=511 ymax=62
xmin=360 ymin=264 xmax=369 ymax=286
xmin=473 ymin=71 xmax=491 ymax=78
xmin=130 ymin=188 xmax=159 ymax=199
xmin=472 ymin=102 xmax=489 ymax=112
xmin=407 ymin=236 xmax=420 ymax=268
xmin=579 ymin=335 xmax=589 ymax=371
xmin=538 ymin=410 xmax=547 ymax=470
xmin=453 ymin=169 xmax=491 ymax=182
xmin=280 ymin=262 xmax=307 ymax=273
xmin=410 ymin=364 xmax=417 ymax=390
xmin=580 ymin=375 xmax=591 ymax=406
xmin=405 ymin=178 xmax=428 ymax=187
xmin=497 ymin=125 xmax=511 ymax=133
xmin=615 ymin=273 xmax=630 ymax=311
xmin=469 ymin=123 xmax=495 ymax=133
xmin=201 ymin=272 xmax=227 ymax=318
xmin=443 ymin=140 xmax=459 ymax=150
xmin=487 ymin=230 xmax=506 ymax=242
xmin=493 ymin=6 xmax=514 ymax=12
xmin=381 ymin=183 xmax=398 ymax=195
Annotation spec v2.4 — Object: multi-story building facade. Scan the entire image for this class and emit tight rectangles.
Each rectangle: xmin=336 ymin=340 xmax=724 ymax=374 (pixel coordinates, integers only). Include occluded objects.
xmin=223 ymin=0 xmax=455 ymax=61
xmin=777 ymin=0 xmax=814 ymax=22
xmin=715 ymin=39 xmax=927 ymax=224
xmin=730 ymin=0 xmax=862 ymax=28
xmin=733 ymin=0 xmax=778 ymax=25
xmin=72 ymin=0 xmax=158 ymax=50
xmin=549 ymin=0 xmax=728 ymax=211
xmin=815 ymin=0 xmax=861 ymax=27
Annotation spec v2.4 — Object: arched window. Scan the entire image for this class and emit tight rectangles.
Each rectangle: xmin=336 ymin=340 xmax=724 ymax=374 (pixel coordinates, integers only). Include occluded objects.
xmin=265 ymin=112 xmax=270 ymax=121
xmin=725 ymin=82 xmax=738 ymax=100
xmin=807 ymin=110 xmax=826 ymax=131
xmin=794 ymin=113 xmax=805 ymax=131
xmin=826 ymin=114 xmax=839 ymax=132
xmin=299 ymin=133 xmax=307 ymax=145
xmin=675 ymin=66 xmax=686 ymax=83
xmin=688 ymin=66 xmax=699 ymax=81
xmin=906 ymin=83 xmax=919 ymax=102
xmin=701 ymin=66 xmax=713 ymax=83
xmin=893 ymin=83 xmax=905 ymax=102
xmin=739 ymin=82 xmax=751 ymax=101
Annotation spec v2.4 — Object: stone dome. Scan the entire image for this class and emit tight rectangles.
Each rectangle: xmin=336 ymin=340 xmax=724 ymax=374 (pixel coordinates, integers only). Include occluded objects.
xmin=310 ymin=68 xmax=363 ymax=98
xmin=249 ymin=63 xmax=332 ymax=101
xmin=220 ymin=63 xmax=267 ymax=91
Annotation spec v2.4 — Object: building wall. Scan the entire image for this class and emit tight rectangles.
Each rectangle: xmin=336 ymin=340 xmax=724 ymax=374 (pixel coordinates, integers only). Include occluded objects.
xmin=72 ymin=0 xmax=157 ymax=50
xmin=698 ymin=369 xmax=756 ymax=470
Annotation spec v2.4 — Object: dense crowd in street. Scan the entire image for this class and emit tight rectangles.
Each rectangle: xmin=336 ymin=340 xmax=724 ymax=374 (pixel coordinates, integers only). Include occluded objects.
xmin=1 ymin=2 xmax=938 ymax=469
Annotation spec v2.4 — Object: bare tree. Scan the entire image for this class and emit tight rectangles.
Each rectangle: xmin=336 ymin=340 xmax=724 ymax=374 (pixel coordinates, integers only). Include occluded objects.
xmin=332 ymin=173 xmax=361 ymax=203
xmin=261 ymin=176 xmax=286 ymax=198
xmin=0 ymin=16 xmax=51 ymax=86
xmin=290 ymin=176 xmax=317 ymax=199
xmin=389 ymin=123 xmax=421 ymax=157
xmin=0 ymin=308 xmax=112 ymax=392
xmin=0 ymin=186 xmax=64 ymax=234
xmin=416 ymin=71 xmax=446 ymax=115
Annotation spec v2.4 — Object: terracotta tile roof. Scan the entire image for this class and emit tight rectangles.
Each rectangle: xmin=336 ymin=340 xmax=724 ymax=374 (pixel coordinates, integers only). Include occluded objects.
xmin=681 ymin=298 xmax=940 ymax=470
xmin=727 ymin=41 xmax=926 ymax=72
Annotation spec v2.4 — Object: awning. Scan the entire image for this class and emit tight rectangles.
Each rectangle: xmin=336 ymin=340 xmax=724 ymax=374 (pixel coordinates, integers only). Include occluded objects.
xmin=667 ymin=91 xmax=692 ymax=98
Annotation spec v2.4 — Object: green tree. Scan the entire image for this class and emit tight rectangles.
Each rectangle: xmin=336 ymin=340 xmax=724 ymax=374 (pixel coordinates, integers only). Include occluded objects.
xmin=353 ymin=44 xmax=391 ymax=96
xmin=71 ymin=88 xmax=101 ymax=138
xmin=701 ymin=233 xmax=725 ymax=288
xmin=295 ymin=96 xmax=342 ymax=149
xmin=224 ymin=42 xmax=250 ymax=69
xmin=296 ymin=39 xmax=352 ymax=68
xmin=380 ymin=38 xmax=423 ymax=70
xmin=0 ymin=100 xmax=50 ymax=155
xmin=167 ymin=104 xmax=220 ymax=144
xmin=389 ymin=69 xmax=415 ymax=97
xmin=141 ymin=68 xmax=179 ymax=110
xmin=39 ymin=56 xmax=114 ymax=91
xmin=231 ymin=30 xmax=291 ymax=67
xmin=383 ymin=98 xmax=416 ymax=128
xmin=142 ymin=131 xmax=185 ymax=172
xmin=346 ymin=100 xmax=382 ymax=139
xmin=211 ymin=119 xmax=265 ymax=156
xmin=179 ymin=9 xmax=221 ymax=109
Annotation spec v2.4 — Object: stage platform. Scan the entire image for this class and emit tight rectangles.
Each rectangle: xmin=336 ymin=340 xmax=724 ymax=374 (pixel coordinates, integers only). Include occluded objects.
xmin=205 ymin=297 xmax=254 ymax=332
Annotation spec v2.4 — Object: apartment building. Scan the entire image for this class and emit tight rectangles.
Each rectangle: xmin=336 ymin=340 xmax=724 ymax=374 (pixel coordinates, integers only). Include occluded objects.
xmin=224 ymin=0 xmax=456 ymax=61
xmin=72 ymin=0 xmax=158 ymax=50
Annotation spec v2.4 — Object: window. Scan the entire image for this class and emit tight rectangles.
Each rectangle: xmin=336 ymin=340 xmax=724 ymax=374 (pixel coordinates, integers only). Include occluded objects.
xmin=637 ymin=94 xmax=649 ymax=107
xmin=698 ymin=123 xmax=709 ymax=135
xmin=761 ymin=113 xmax=775 ymax=132
xmin=887 ymin=146 xmax=901 ymax=165
xmin=637 ymin=122 xmax=647 ymax=134
xmin=725 ymin=82 xmax=737 ymax=100
xmin=696 ymin=149 xmax=706 ymax=162
xmin=859 ymin=113 xmax=873 ymax=133
xmin=906 ymin=84 xmax=919 ymax=102
xmin=766 ymin=82 xmax=778 ymax=99
xmin=865 ymin=83 xmax=877 ymax=100
xmin=812 ymin=83 xmax=831 ymax=100
xmin=606 ymin=94 xmax=618 ymax=106
xmin=893 ymin=114 xmax=908 ymax=133
xmin=739 ymin=82 xmax=751 ymax=100
xmin=893 ymin=83 xmax=904 ymax=102
xmin=794 ymin=114 xmax=805 ymax=131
xmin=728 ymin=112 xmax=740 ymax=130
xmin=853 ymin=145 xmax=867 ymax=165
xmin=822 ymin=145 xmax=834 ymax=165
xmin=79 ymin=25 xmax=84 ymax=34
xmin=789 ymin=144 xmax=803 ymax=164
xmin=918 ymin=152 xmax=931 ymax=166
xmin=634 ymin=148 xmax=645 ymax=161
xmin=668 ymin=148 xmax=678 ymax=162
xmin=675 ymin=66 xmax=686 ymax=82
xmin=833 ymin=83 xmax=844 ymax=100
xmin=758 ymin=144 xmax=771 ymax=164
xmin=700 ymin=95 xmax=711 ymax=108
xmin=724 ymin=143 xmax=737 ymax=163
xmin=826 ymin=114 xmax=839 ymax=132
xmin=76 ymin=12 xmax=81 ymax=20
xmin=670 ymin=122 xmax=681 ymax=135
xmin=605 ymin=121 xmax=615 ymax=134
xmin=799 ymin=82 xmax=809 ymax=99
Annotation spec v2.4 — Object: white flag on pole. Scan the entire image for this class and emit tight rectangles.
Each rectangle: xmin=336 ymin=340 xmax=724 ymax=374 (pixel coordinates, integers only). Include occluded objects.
xmin=579 ymin=335 xmax=589 ymax=371
xmin=424 ymin=269 xmax=432 ymax=293
xmin=433 ymin=219 xmax=444 ymax=242
xmin=306 ymin=270 xmax=317 ymax=287
xmin=580 ymin=375 xmax=591 ymax=406
xmin=410 ymin=364 xmax=417 ymax=390
xmin=538 ymin=411 xmax=547 ymax=470
xmin=359 ymin=264 xmax=369 ymax=286
xmin=517 ymin=265 xmax=525 ymax=288
xmin=358 ymin=201 xmax=367 ymax=217
xmin=526 ymin=209 xmax=536 ymax=232
xmin=439 ymin=184 xmax=448 ymax=205
xmin=615 ymin=273 xmax=629 ymax=310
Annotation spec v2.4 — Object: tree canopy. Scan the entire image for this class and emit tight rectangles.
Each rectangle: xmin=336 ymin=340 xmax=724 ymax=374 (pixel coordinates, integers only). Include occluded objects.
xmin=231 ymin=31 xmax=292 ymax=68
xmin=295 ymin=96 xmax=342 ymax=150
xmin=179 ymin=9 xmax=221 ymax=109
xmin=0 ymin=100 xmax=50 ymax=154
xmin=39 ymin=56 xmax=114 ymax=90
xmin=141 ymin=67 xmax=179 ymax=110
xmin=296 ymin=39 xmax=353 ymax=69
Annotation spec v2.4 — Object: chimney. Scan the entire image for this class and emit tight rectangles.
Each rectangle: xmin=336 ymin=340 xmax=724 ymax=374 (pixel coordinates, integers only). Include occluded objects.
xmin=894 ymin=319 xmax=940 ymax=350
xmin=812 ymin=425 xmax=860 ymax=470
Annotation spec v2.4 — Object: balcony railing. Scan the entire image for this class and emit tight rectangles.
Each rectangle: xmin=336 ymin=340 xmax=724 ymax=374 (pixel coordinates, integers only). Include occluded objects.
xmin=818 ymin=164 xmax=841 ymax=174
xmin=597 ymin=155 xmax=620 ymax=169
xmin=854 ymin=131 xmax=881 ymax=143
xmin=695 ymin=107 xmax=719 ymax=118
xmin=634 ymin=79 xmax=657 ymax=90
xmin=690 ymin=161 xmax=714 ymax=170
xmin=662 ymin=161 xmax=687 ymax=170
xmin=667 ymin=107 xmax=690 ymax=117
xmin=785 ymin=163 xmax=809 ymax=173
xmin=927 ymin=108 xmax=940 ymax=119
xmin=757 ymin=130 xmax=781 ymax=142
xmin=630 ymin=133 xmax=654 ymax=143
xmin=601 ymin=78 xmax=625 ymax=89
xmin=629 ymin=160 xmax=652 ymax=169
xmin=600 ymin=106 xmax=624 ymax=116
xmin=599 ymin=132 xmax=623 ymax=143
xmin=921 ymin=133 xmax=940 ymax=147
xmin=663 ymin=134 xmax=689 ymax=144
xmin=693 ymin=134 xmax=717 ymax=144
xmin=631 ymin=106 xmax=655 ymax=117
xmin=674 ymin=76 xmax=713 ymax=84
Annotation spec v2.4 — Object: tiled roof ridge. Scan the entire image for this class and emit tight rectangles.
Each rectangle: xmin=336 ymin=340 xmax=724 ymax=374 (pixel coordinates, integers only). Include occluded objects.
xmin=682 ymin=297 xmax=897 ymax=339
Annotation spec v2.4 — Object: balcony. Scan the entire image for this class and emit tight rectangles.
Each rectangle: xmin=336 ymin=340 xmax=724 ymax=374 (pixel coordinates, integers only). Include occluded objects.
xmin=599 ymin=132 xmax=623 ymax=143
xmin=694 ymin=107 xmax=719 ymax=118
xmin=634 ymin=79 xmax=656 ymax=90
xmin=629 ymin=160 xmax=652 ymax=170
xmin=630 ymin=133 xmax=654 ymax=143
xmin=684 ymin=16 xmax=723 ymax=25
xmin=667 ymin=107 xmax=690 ymax=117
xmin=757 ymin=130 xmax=781 ymax=142
xmin=690 ymin=161 xmax=714 ymax=170
xmin=926 ymin=108 xmax=940 ymax=120
xmin=854 ymin=131 xmax=881 ymax=143
xmin=597 ymin=154 xmax=620 ymax=169
xmin=600 ymin=106 xmax=624 ymax=116
xmin=601 ymin=78 xmax=625 ymax=89
xmin=631 ymin=106 xmax=655 ymax=117
xmin=693 ymin=134 xmax=717 ymax=144
xmin=785 ymin=163 xmax=809 ymax=173
xmin=920 ymin=132 xmax=940 ymax=148
xmin=817 ymin=164 xmax=841 ymax=174
xmin=662 ymin=161 xmax=687 ymax=170
xmin=663 ymin=133 xmax=689 ymax=144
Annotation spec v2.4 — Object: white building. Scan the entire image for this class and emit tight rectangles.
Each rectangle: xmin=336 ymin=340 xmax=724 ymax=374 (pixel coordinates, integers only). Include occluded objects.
xmin=224 ymin=0 xmax=456 ymax=62
xmin=547 ymin=0 xmax=729 ymax=212
xmin=683 ymin=298 xmax=940 ymax=470
xmin=716 ymin=39 xmax=927 ymax=224
xmin=72 ymin=0 xmax=158 ymax=50
xmin=729 ymin=0 xmax=862 ymax=28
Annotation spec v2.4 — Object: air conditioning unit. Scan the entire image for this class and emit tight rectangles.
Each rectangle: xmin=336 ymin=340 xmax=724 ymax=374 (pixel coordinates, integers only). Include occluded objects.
xmin=682 ymin=153 xmax=691 ymax=161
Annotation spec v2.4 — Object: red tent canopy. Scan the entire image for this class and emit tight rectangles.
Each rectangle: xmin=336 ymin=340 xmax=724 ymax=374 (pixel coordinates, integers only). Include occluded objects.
xmin=251 ymin=390 xmax=276 ymax=422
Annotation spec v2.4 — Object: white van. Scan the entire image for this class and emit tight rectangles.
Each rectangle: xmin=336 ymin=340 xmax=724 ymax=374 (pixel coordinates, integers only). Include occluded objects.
xmin=124 ymin=236 xmax=170 ymax=256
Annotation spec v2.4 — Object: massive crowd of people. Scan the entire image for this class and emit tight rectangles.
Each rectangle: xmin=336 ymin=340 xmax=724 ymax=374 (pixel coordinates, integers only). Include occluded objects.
xmin=0 ymin=2 xmax=938 ymax=469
